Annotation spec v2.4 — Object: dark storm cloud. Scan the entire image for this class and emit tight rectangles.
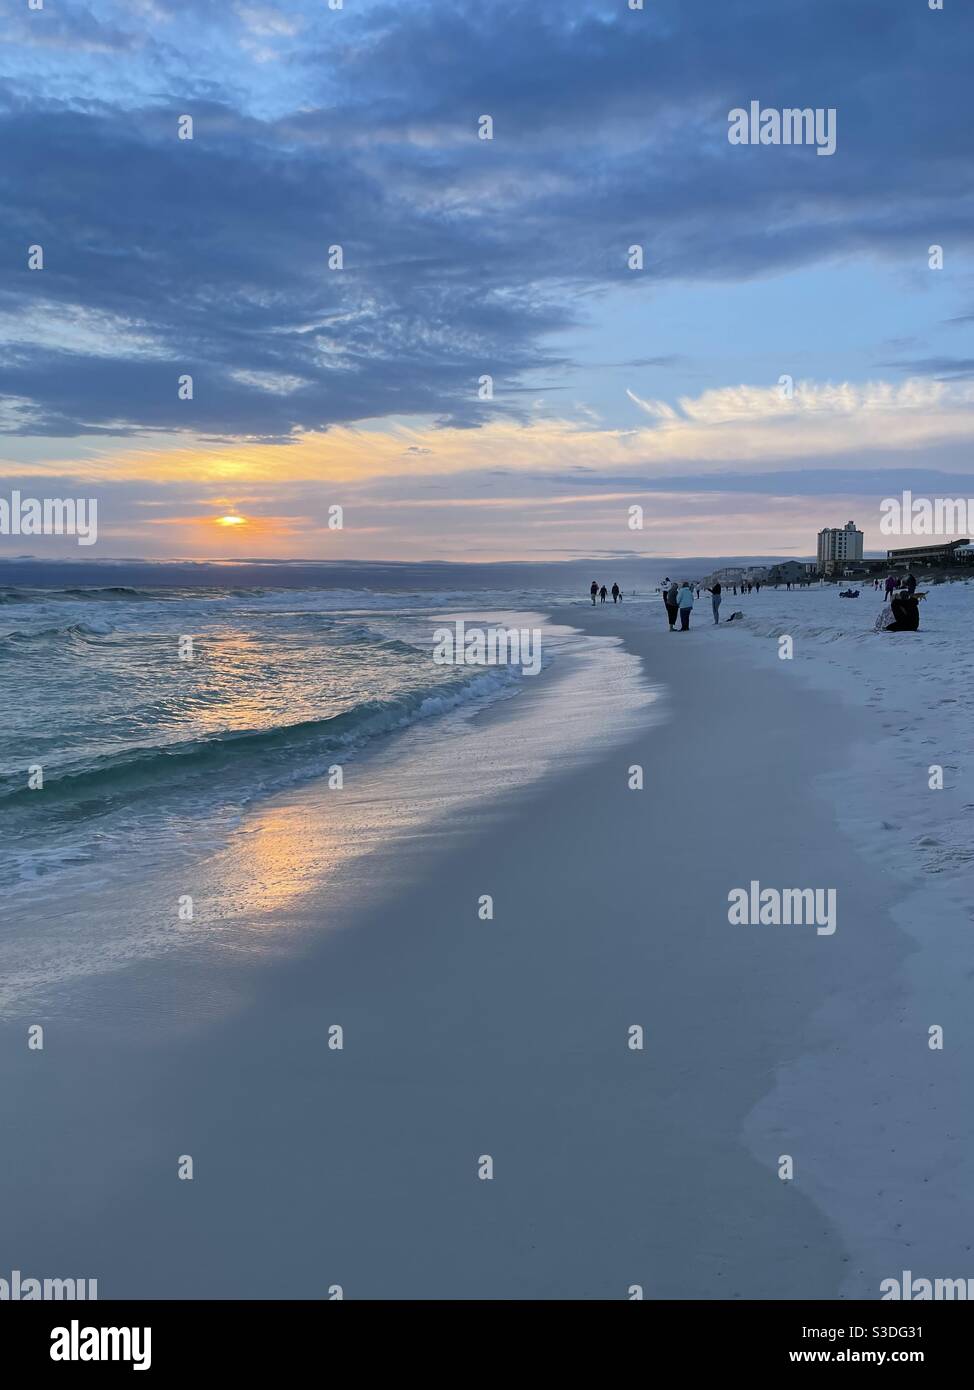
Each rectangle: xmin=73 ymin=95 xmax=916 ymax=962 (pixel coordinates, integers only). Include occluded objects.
xmin=2 ymin=0 xmax=972 ymax=438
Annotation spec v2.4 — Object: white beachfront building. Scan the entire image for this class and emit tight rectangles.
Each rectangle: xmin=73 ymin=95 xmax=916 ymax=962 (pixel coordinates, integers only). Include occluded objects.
xmin=817 ymin=520 xmax=864 ymax=573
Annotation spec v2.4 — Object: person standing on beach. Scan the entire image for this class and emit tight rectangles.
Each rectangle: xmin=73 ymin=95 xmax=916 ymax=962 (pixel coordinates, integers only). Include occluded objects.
xmin=676 ymin=582 xmax=694 ymax=630
xmin=905 ymin=572 xmax=917 ymax=595
xmin=599 ymin=584 xmax=608 ymax=604
xmin=664 ymin=579 xmax=679 ymax=630
xmin=611 ymin=582 xmax=620 ymax=604
xmin=884 ymin=574 xmax=896 ymax=599
xmin=590 ymin=580 xmax=598 ymax=605
xmin=708 ymin=580 xmax=722 ymax=625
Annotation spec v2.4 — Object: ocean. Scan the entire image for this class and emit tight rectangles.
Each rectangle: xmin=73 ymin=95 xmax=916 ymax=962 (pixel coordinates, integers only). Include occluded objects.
xmin=0 ymin=563 xmax=662 ymax=1008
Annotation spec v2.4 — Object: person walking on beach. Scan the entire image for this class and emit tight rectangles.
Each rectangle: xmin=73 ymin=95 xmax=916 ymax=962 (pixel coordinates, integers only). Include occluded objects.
xmin=590 ymin=580 xmax=598 ymax=605
xmin=884 ymin=574 xmax=896 ymax=599
xmin=599 ymin=584 xmax=608 ymax=604
xmin=611 ymin=582 xmax=621 ymax=603
xmin=664 ymin=579 xmax=679 ymax=630
xmin=676 ymin=582 xmax=694 ymax=630
xmin=708 ymin=580 xmax=722 ymax=625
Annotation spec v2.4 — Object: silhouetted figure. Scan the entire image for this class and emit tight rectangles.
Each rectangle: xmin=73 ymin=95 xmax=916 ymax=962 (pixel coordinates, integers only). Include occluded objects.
xmin=611 ymin=582 xmax=620 ymax=603
xmin=590 ymin=580 xmax=598 ymax=605
xmin=664 ymin=580 xmax=679 ymax=631
xmin=887 ymin=591 xmax=920 ymax=631
xmin=708 ymin=581 xmax=722 ymax=625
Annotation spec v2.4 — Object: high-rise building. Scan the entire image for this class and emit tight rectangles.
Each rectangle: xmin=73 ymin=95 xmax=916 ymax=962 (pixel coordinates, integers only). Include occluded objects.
xmin=817 ymin=520 xmax=863 ymax=572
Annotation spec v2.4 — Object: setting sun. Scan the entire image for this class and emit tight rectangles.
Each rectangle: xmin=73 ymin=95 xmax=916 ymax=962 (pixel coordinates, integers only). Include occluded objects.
xmin=216 ymin=514 xmax=247 ymax=527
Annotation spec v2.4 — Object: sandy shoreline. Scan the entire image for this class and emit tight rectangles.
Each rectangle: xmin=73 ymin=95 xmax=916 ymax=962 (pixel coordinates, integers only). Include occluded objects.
xmin=0 ymin=599 xmax=961 ymax=1298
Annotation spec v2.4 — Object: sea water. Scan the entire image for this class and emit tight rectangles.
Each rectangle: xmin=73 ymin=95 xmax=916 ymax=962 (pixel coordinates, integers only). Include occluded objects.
xmin=0 ymin=571 xmax=659 ymax=1007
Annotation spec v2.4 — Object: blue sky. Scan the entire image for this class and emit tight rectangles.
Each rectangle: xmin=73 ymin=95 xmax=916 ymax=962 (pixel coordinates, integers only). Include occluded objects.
xmin=1 ymin=0 xmax=973 ymax=560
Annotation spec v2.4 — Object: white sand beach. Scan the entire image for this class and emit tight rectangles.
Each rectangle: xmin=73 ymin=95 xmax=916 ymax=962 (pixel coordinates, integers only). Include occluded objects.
xmin=2 ymin=589 xmax=971 ymax=1299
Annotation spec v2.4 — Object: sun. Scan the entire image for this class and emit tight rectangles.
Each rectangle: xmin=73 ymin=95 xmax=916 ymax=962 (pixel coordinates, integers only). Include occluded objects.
xmin=215 ymin=514 xmax=247 ymax=527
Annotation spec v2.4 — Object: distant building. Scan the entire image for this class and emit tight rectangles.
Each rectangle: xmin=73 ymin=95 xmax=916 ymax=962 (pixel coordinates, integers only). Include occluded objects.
xmin=768 ymin=560 xmax=806 ymax=584
xmin=817 ymin=521 xmax=864 ymax=573
xmin=886 ymin=539 xmax=971 ymax=568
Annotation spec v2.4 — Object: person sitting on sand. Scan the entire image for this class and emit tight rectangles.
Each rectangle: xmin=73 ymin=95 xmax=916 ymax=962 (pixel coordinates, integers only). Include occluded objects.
xmin=886 ymin=589 xmax=921 ymax=632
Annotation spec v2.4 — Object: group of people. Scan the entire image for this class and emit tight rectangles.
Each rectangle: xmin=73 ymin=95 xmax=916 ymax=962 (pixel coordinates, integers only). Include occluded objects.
xmin=588 ymin=569 xmax=926 ymax=635
xmin=874 ymin=571 xmax=923 ymax=632
xmin=660 ymin=577 xmax=724 ymax=630
xmin=590 ymin=581 xmax=623 ymax=604
xmin=875 ymin=572 xmax=917 ymax=598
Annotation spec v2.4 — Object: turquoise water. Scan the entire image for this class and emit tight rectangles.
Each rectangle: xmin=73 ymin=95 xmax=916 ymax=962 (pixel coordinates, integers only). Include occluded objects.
xmin=0 ymin=584 xmax=552 ymax=892
xmin=0 ymin=574 xmax=662 ymax=1007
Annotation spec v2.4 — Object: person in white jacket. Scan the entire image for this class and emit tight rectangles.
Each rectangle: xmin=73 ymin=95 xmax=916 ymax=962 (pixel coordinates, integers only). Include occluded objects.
xmin=676 ymin=583 xmax=694 ymax=630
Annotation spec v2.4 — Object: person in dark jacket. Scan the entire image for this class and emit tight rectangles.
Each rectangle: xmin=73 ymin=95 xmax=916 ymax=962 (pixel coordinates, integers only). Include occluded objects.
xmin=887 ymin=590 xmax=921 ymax=631
xmin=664 ymin=580 xmax=679 ymax=630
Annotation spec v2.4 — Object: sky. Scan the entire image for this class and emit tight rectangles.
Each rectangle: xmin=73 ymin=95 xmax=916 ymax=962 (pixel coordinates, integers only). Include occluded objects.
xmin=1 ymin=0 xmax=973 ymax=562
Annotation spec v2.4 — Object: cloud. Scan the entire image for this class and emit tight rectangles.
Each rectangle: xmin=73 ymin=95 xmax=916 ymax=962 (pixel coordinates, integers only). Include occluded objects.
xmin=9 ymin=376 xmax=974 ymax=498
xmin=2 ymin=0 xmax=972 ymax=441
xmin=878 ymin=357 xmax=974 ymax=382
